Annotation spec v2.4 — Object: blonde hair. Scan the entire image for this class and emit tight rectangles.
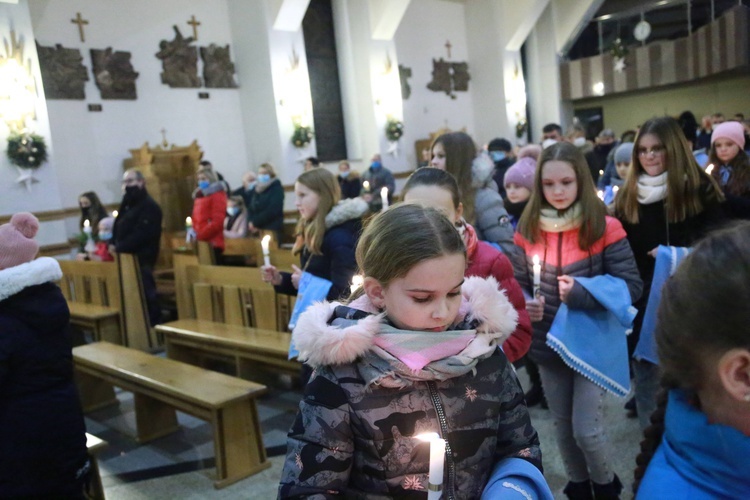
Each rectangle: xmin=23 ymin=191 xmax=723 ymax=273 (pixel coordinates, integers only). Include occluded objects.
xmin=615 ymin=117 xmax=724 ymax=224
xmin=294 ymin=168 xmax=341 ymax=256
xmin=518 ymin=141 xmax=606 ymax=250
xmin=197 ymin=167 xmax=217 ymax=183
xmin=259 ymin=162 xmax=276 ymax=178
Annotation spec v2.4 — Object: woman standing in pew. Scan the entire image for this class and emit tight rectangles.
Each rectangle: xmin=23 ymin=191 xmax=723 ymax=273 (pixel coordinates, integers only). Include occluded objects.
xmin=0 ymin=213 xmax=90 ymax=498
xmin=261 ymin=169 xmax=368 ymax=382
xmin=192 ymin=166 xmax=228 ymax=264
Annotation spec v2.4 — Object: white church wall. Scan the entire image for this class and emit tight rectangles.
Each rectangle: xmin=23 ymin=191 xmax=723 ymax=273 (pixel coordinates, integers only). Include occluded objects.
xmin=28 ymin=0 xmax=250 ymax=213
xmin=394 ymin=0 xmax=476 ymax=169
xmin=0 ymin=0 xmax=67 ymax=247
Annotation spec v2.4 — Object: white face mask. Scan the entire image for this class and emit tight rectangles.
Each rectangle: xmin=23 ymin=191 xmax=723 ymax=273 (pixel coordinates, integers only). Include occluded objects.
xmin=573 ymin=137 xmax=586 ymax=147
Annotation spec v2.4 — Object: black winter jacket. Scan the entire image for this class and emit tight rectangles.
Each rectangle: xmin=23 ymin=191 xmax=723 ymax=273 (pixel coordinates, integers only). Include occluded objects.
xmin=113 ymin=187 xmax=163 ymax=267
xmin=0 ymin=258 xmax=89 ymax=498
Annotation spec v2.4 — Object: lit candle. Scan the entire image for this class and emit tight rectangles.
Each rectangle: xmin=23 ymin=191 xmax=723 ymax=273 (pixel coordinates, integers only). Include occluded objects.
xmin=599 ymin=169 xmax=604 ymax=176
xmin=612 ymin=185 xmax=619 ymax=196
xmin=83 ymin=219 xmax=91 ymax=233
xmin=261 ymin=234 xmax=272 ymax=267
xmin=705 ymin=163 xmax=714 ymax=175
xmin=350 ymin=274 xmax=363 ymax=295
xmin=363 ymin=180 xmax=370 ymax=192
xmin=597 ymin=190 xmax=604 ymax=201
xmin=418 ymin=432 xmax=445 ymax=500
xmin=112 ymin=210 xmax=118 ymax=218
xmin=185 ymin=216 xmax=193 ymax=228
xmin=380 ymin=187 xmax=389 ymax=211
xmin=532 ymin=254 xmax=541 ymax=299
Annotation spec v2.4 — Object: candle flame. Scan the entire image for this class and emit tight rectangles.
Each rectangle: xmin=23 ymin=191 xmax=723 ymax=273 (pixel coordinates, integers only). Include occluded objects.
xmin=705 ymin=163 xmax=714 ymax=175
xmin=83 ymin=219 xmax=90 ymax=228
xmin=351 ymin=275 xmax=363 ymax=287
xmin=262 ymin=235 xmax=271 ymax=246
xmin=381 ymin=187 xmax=388 ymax=196
xmin=416 ymin=432 xmax=440 ymax=442
xmin=597 ymin=190 xmax=604 ymax=200
xmin=532 ymin=254 xmax=539 ymax=265
xmin=612 ymin=185 xmax=619 ymax=193
xmin=186 ymin=216 xmax=192 ymax=225
xmin=112 ymin=210 xmax=118 ymax=218
xmin=363 ymin=181 xmax=370 ymax=190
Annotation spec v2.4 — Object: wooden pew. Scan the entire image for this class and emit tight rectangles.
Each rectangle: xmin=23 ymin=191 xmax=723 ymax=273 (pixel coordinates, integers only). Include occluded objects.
xmin=59 ymin=254 xmax=158 ymax=351
xmin=74 ymin=342 xmax=270 ymax=489
xmin=59 ymin=260 xmax=122 ymax=345
xmin=85 ymin=433 xmax=107 ymax=500
xmin=158 ymin=319 xmax=299 ymax=378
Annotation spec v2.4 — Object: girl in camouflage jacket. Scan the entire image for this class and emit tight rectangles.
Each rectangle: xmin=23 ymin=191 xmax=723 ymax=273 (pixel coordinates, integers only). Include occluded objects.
xmin=278 ymin=204 xmax=543 ymax=499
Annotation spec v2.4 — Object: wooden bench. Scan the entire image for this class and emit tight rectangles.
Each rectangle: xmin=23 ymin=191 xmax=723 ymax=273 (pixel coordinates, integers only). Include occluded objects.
xmin=59 ymin=259 xmax=122 ymax=345
xmin=85 ymin=433 xmax=107 ymax=500
xmin=74 ymin=342 xmax=270 ymax=489
xmin=60 ymin=254 xmax=157 ymax=351
xmin=157 ymin=319 xmax=300 ymax=379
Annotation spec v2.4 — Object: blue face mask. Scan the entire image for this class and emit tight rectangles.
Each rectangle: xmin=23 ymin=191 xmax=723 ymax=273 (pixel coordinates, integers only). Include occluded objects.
xmin=198 ymin=180 xmax=210 ymax=190
xmin=490 ymin=151 xmax=506 ymax=162
xmin=226 ymin=207 xmax=240 ymax=216
xmin=370 ymin=161 xmax=382 ymax=170
xmin=258 ymin=174 xmax=271 ymax=183
xmin=339 ymin=170 xmax=349 ymax=178
xmin=98 ymin=231 xmax=112 ymax=241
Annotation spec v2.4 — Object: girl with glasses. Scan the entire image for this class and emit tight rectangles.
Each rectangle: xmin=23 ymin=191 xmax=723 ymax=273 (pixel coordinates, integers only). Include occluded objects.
xmin=613 ymin=116 xmax=726 ymax=431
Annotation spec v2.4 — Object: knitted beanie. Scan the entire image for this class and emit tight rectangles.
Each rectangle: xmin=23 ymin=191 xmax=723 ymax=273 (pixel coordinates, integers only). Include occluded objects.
xmin=504 ymin=157 xmax=536 ymax=191
xmin=614 ymin=142 xmax=634 ymax=164
xmin=711 ymin=121 xmax=745 ymax=150
xmin=517 ymin=144 xmax=542 ymax=161
xmin=0 ymin=212 xmax=40 ymax=270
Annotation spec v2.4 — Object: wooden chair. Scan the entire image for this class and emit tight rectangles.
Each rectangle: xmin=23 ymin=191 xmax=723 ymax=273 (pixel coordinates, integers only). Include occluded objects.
xmin=196 ymin=240 xmax=216 ymax=265
xmin=74 ymin=342 xmax=269 ymax=489
xmin=223 ymin=237 xmax=261 ymax=266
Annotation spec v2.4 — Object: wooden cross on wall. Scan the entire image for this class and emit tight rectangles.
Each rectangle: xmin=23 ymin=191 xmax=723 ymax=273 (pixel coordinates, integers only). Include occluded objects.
xmin=187 ymin=15 xmax=201 ymax=40
xmin=445 ymin=40 xmax=452 ymax=59
xmin=71 ymin=12 xmax=89 ymax=42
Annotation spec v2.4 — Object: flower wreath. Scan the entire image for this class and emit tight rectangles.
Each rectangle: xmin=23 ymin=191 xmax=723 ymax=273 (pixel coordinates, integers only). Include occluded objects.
xmin=6 ymin=133 xmax=48 ymax=169
xmin=385 ymin=117 xmax=404 ymax=142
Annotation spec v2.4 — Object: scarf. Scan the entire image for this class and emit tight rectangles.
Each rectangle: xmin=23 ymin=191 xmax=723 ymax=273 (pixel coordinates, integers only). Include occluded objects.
xmin=637 ymin=172 xmax=668 ymax=204
xmin=504 ymin=198 xmax=528 ymax=221
xmin=458 ymin=219 xmax=479 ymax=262
xmin=539 ymin=202 xmax=583 ymax=232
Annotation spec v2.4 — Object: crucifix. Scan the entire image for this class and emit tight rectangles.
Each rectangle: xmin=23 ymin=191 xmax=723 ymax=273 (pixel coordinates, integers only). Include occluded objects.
xmin=445 ymin=40 xmax=452 ymax=59
xmin=71 ymin=12 xmax=89 ymax=43
xmin=160 ymin=128 xmax=169 ymax=148
xmin=187 ymin=15 xmax=201 ymax=40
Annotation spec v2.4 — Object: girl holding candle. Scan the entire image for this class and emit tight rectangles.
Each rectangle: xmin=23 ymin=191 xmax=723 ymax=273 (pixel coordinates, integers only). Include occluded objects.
xmin=430 ymin=132 xmax=515 ymax=255
xmin=401 ymin=167 xmax=532 ymax=364
xmin=223 ymin=195 xmax=248 ymax=239
xmin=260 ymin=168 xmax=368 ymax=303
xmin=78 ymin=191 xmax=108 ymax=239
xmin=613 ymin=117 xmax=725 ymax=430
xmin=191 ymin=167 xmax=228 ymax=263
xmin=278 ymin=204 xmax=544 ymax=498
xmin=513 ymin=142 xmax=642 ymax=499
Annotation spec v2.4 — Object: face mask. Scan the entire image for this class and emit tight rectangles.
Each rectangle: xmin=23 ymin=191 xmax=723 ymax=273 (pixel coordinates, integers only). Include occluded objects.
xmin=98 ymin=231 xmax=112 ymax=241
xmin=542 ymin=138 xmax=557 ymax=149
xmin=490 ymin=151 xmax=506 ymax=162
xmin=370 ymin=161 xmax=382 ymax=170
xmin=124 ymin=185 xmax=142 ymax=196
xmin=198 ymin=180 xmax=210 ymax=190
xmin=573 ymin=137 xmax=586 ymax=147
xmin=339 ymin=170 xmax=349 ymax=178
xmin=258 ymin=174 xmax=271 ymax=183
xmin=226 ymin=207 xmax=239 ymax=216
xmin=80 ymin=206 xmax=90 ymax=213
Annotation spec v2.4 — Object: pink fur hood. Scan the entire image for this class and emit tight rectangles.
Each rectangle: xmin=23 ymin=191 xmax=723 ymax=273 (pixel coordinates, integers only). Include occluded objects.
xmin=292 ymin=275 xmax=518 ymax=367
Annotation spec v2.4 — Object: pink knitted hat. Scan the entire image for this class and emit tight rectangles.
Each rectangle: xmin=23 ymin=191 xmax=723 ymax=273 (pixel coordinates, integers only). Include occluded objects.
xmin=0 ymin=212 xmax=40 ymax=270
xmin=711 ymin=121 xmax=745 ymax=150
xmin=517 ymin=144 xmax=542 ymax=161
xmin=504 ymin=157 xmax=537 ymax=191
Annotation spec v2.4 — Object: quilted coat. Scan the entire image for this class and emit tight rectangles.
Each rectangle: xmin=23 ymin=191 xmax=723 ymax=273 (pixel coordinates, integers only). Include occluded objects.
xmin=278 ymin=276 xmax=542 ymax=499
xmin=512 ymin=216 xmax=642 ymax=364
xmin=192 ymin=181 xmax=228 ymax=250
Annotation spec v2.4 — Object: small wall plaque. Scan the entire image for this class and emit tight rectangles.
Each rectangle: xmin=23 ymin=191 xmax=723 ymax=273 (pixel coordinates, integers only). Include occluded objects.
xmin=88 ymin=104 xmax=103 ymax=111
xmin=198 ymin=92 xmax=209 ymax=99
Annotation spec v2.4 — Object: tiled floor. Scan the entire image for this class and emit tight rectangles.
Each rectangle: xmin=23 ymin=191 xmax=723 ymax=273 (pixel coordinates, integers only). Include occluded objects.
xmin=92 ymin=367 xmax=642 ymax=499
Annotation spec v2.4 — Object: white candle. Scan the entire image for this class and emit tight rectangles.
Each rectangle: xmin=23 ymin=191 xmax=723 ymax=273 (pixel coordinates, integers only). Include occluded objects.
xmin=350 ymin=274 xmax=363 ymax=295
xmin=185 ymin=216 xmax=192 ymax=228
xmin=363 ymin=180 xmax=370 ymax=192
xmin=380 ymin=187 xmax=389 ymax=211
xmin=596 ymin=190 xmax=604 ymax=201
xmin=705 ymin=163 xmax=714 ymax=175
xmin=261 ymin=234 xmax=272 ymax=267
xmin=612 ymin=185 xmax=619 ymax=196
xmin=532 ymin=254 xmax=541 ymax=299
xmin=418 ymin=432 xmax=445 ymax=499
xmin=83 ymin=219 xmax=91 ymax=233
xmin=111 ymin=210 xmax=118 ymax=218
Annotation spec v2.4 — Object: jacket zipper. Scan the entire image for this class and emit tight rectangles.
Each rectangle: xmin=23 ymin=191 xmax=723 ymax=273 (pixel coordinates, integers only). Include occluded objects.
xmin=556 ymin=232 xmax=564 ymax=278
xmin=427 ymin=381 xmax=456 ymax=500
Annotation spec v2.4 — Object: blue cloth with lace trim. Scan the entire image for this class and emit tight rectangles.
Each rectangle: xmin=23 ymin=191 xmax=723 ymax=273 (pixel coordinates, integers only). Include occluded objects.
xmin=546 ymin=274 xmax=637 ymax=397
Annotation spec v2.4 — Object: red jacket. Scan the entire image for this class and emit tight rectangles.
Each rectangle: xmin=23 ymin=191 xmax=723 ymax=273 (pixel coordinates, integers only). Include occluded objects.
xmin=466 ymin=239 xmax=532 ymax=363
xmin=192 ymin=187 xmax=227 ymax=250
